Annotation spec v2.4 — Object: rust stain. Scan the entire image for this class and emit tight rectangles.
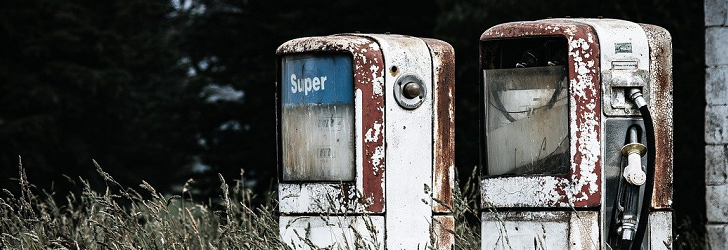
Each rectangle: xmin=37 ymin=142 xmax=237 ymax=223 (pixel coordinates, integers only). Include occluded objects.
xmin=639 ymin=24 xmax=673 ymax=209
xmin=431 ymin=215 xmax=454 ymax=249
xmin=351 ymin=37 xmax=387 ymax=213
xmin=565 ymin=23 xmax=602 ymax=208
xmin=480 ymin=20 xmax=602 ymax=208
xmin=423 ymin=38 xmax=456 ymax=213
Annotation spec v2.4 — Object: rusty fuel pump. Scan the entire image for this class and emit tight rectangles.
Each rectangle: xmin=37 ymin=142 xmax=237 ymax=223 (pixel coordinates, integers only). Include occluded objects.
xmin=478 ymin=19 xmax=673 ymax=249
xmin=275 ymin=34 xmax=455 ymax=249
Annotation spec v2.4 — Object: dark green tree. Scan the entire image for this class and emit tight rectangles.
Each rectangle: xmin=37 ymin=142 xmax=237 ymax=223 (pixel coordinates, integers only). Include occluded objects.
xmin=0 ymin=0 xmax=198 ymax=191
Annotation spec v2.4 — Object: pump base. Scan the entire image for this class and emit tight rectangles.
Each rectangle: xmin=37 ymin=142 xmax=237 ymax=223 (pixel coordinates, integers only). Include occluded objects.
xmin=481 ymin=211 xmax=599 ymax=250
xmin=279 ymin=215 xmax=384 ymax=249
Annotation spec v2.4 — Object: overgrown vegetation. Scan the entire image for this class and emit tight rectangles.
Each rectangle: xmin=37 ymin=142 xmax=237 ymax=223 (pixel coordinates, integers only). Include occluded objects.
xmin=0 ymin=159 xmax=482 ymax=249
xmin=0 ymin=159 xmax=288 ymax=249
xmin=451 ymin=168 xmax=481 ymax=250
xmin=0 ymin=158 xmax=710 ymax=249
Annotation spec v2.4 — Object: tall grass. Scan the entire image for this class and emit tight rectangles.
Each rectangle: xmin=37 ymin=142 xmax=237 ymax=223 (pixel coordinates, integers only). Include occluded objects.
xmin=0 ymin=158 xmax=288 ymax=249
xmin=0 ymin=158 xmax=482 ymax=249
xmin=452 ymin=168 xmax=481 ymax=250
xmin=2 ymin=158 xmax=706 ymax=249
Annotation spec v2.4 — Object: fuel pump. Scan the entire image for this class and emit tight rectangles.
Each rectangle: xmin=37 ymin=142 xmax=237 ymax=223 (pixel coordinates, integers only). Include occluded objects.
xmin=477 ymin=19 xmax=673 ymax=249
xmin=276 ymin=34 xmax=455 ymax=249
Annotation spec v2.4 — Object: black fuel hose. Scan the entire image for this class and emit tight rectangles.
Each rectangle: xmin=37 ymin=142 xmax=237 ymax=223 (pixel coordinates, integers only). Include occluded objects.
xmin=622 ymin=239 xmax=633 ymax=250
xmin=630 ymin=105 xmax=655 ymax=250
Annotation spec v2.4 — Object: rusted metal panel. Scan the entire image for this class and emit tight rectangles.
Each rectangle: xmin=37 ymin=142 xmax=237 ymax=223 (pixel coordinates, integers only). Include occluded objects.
xmin=640 ymin=24 xmax=674 ymax=209
xmin=279 ymin=215 xmax=385 ymax=249
xmin=423 ymin=38 xmax=456 ymax=213
xmin=480 ymin=20 xmax=602 ymax=208
xmin=481 ymin=211 xmax=599 ymax=249
xmin=431 ymin=215 xmax=454 ymax=249
xmin=276 ymin=35 xmax=386 ymax=213
xmin=348 ymin=36 xmax=387 ymax=213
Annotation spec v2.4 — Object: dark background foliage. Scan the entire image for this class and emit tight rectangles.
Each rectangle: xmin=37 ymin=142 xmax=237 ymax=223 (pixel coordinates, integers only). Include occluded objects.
xmin=0 ymin=0 xmax=704 ymax=246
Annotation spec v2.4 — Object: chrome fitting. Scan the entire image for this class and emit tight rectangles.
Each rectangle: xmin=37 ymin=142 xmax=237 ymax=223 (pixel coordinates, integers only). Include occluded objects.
xmin=628 ymin=88 xmax=647 ymax=108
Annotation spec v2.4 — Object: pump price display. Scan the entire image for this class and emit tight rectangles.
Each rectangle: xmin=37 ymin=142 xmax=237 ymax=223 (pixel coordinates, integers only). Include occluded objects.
xmin=281 ymin=54 xmax=355 ymax=181
xmin=485 ymin=66 xmax=570 ymax=176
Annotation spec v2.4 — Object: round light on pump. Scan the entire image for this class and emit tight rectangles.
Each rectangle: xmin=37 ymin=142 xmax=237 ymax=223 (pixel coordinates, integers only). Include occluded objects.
xmin=403 ymin=82 xmax=422 ymax=99
xmin=394 ymin=74 xmax=426 ymax=109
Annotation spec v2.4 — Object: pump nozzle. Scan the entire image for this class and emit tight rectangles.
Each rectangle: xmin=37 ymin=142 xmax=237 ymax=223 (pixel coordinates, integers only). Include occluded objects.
xmin=617 ymin=125 xmax=645 ymax=249
xmin=621 ymin=142 xmax=647 ymax=186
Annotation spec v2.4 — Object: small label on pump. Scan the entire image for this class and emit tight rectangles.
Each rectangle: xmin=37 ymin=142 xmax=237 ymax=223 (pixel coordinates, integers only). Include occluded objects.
xmin=615 ymin=43 xmax=633 ymax=53
xmin=612 ymin=61 xmax=638 ymax=70
xmin=282 ymin=56 xmax=353 ymax=104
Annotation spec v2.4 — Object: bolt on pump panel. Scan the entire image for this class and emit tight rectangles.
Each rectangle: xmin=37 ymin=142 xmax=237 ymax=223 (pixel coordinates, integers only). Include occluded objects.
xmin=478 ymin=19 xmax=672 ymax=250
xmin=275 ymin=34 xmax=455 ymax=250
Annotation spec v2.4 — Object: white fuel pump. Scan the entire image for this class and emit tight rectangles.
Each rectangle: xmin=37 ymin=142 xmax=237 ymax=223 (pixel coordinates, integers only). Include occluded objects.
xmin=478 ymin=18 xmax=673 ymax=250
xmin=276 ymin=34 xmax=456 ymax=249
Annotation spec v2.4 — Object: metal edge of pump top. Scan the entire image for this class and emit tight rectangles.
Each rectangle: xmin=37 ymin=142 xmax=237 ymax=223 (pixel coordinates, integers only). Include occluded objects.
xmin=274 ymin=33 xmax=455 ymax=250
xmin=478 ymin=18 xmax=672 ymax=250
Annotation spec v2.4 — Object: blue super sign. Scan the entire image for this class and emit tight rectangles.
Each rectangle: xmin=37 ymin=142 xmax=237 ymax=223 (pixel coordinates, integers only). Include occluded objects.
xmin=281 ymin=54 xmax=353 ymax=105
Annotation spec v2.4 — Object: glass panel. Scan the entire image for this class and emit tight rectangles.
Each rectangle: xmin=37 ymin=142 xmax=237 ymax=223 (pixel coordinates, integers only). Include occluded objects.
xmin=485 ymin=66 xmax=569 ymax=176
xmin=281 ymin=54 xmax=355 ymax=181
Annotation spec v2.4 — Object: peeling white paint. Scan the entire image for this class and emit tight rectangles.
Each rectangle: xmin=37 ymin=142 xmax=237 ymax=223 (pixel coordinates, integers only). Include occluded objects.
xmin=368 ymin=64 xmax=385 ymax=97
xmin=371 ymin=145 xmax=384 ymax=172
xmin=279 ymin=183 xmax=362 ymax=214
xmin=481 ymin=176 xmax=570 ymax=207
xmin=567 ymin=30 xmax=600 ymax=203
xmin=364 ymin=122 xmax=383 ymax=143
